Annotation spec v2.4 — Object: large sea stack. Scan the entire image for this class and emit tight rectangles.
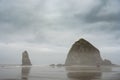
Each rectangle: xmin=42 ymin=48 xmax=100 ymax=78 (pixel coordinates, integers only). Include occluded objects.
xmin=65 ymin=38 xmax=103 ymax=66
xmin=22 ymin=50 xmax=32 ymax=66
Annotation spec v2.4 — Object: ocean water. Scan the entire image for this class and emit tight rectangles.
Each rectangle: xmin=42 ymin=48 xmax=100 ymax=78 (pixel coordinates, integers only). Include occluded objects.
xmin=0 ymin=65 xmax=120 ymax=80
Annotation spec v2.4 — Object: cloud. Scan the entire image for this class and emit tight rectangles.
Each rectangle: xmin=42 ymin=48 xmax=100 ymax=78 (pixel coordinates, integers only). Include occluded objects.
xmin=0 ymin=0 xmax=120 ymax=64
xmin=75 ymin=0 xmax=120 ymax=23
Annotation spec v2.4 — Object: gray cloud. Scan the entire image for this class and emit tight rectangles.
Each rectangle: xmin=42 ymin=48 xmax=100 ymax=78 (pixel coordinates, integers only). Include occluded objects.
xmin=74 ymin=0 xmax=120 ymax=23
xmin=0 ymin=0 xmax=120 ymax=64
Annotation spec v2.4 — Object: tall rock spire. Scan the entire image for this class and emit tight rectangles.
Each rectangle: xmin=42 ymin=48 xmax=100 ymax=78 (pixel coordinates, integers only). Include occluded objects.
xmin=22 ymin=50 xmax=32 ymax=66
xmin=65 ymin=38 xmax=103 ymax=66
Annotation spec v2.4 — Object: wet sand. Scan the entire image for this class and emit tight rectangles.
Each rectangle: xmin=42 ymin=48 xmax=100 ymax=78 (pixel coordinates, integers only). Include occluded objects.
xmin=0 ymin=65 xmax=120 ymax=80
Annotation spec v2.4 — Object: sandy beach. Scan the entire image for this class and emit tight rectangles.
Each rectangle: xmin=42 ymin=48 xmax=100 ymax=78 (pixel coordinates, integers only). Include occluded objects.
xmin=0 ymin=65 xmax=120 ymax=80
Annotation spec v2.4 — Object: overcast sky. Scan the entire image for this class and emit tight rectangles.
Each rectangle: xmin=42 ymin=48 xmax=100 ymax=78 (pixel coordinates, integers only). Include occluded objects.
xmin=0 ymin=0 xmax=120 ymax=65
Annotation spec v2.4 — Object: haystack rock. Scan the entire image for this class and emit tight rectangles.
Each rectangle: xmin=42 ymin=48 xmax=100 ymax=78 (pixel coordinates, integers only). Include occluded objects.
xmin=22 ymin=50 xmax=32 ymax=66
xmin=65 ymin=38 xmax=103 ymax=66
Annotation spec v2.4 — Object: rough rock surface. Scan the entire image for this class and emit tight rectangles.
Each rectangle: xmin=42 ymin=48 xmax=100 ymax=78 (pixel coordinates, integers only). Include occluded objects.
xmin=65 ymin=38 xmax=103 ymax=66
xmin=22 ymin=50 xmax=32 ymax=65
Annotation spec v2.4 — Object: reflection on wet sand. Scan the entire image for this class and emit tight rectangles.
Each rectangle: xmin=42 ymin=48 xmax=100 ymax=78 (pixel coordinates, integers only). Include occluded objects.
xmin=67 ymin=72 xmax=101 ymax=80
xmin=65 ymin=66 xmax=120 ymax=80
xmin=21 ymin=66 xmax=31 ymax=80
xmin=66 ymin=66 xmax=102 ymax=80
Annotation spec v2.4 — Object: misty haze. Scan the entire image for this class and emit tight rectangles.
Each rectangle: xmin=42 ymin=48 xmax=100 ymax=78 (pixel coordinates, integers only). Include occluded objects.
xmin=0 ymin=0 xmax=120 ymax=80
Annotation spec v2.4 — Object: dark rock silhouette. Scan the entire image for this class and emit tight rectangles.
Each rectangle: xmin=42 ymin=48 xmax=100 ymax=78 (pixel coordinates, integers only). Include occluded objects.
xmin=65 ymin=38 xmax=103 ymax=66
xmin=102 ymin=59 xmax=112 ymax=65
xmin=49 ymin=64 xmax=55 ymax=67
xmin=56 ymin=64 xmax=64 ymax=67
xmin=22 ymin=50 xmax=32 ymax=66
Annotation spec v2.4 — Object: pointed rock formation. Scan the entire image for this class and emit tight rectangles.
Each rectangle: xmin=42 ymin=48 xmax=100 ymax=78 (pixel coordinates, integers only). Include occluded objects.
xmin=22 ymin=50 xmax=32 ymax=66
xmin=65 ymin=38 xmax=103 ymax=66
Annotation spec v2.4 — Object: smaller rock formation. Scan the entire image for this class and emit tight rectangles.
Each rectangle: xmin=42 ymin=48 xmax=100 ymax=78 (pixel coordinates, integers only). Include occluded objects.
xmin=56 ymin=64 xmax=64 ymax=67
xmin=102 ymin=59 xmax=112 ymax=65
xmin=49 ymin=64 xmax=55 ymax=67
xmin=22 ymin=50 xmax=32 ymax=66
